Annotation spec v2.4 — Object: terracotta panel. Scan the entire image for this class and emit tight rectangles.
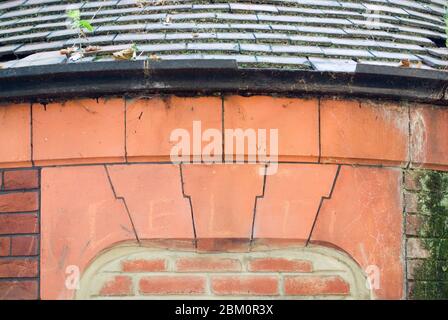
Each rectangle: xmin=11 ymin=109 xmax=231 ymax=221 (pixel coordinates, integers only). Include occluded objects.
xmin=126 ymin=97 xmax=222 ymax=162
xmin=310 ymin=166 xmax=403 ymax=299
xmin=321 ymin=99 xmax=409 ymax=166
xmin=0 ymin=104 xmax=31 ymax=168
xmin=40 ymin=166 xmax=136 ymax=300
xmin=33 ymin=99 xmax=125 ymax=165
xmin=254 ymin=164 xmax=338 ymax=240
xmin=224 ymin=96 xmax=319 ymax=162
xmin=106 ymin=164 xmax=194 ymax=239
xmin=182 ymin=164 xmax=265 ymax=238
xmin=410 ymin=105 xmax=448 ymax=171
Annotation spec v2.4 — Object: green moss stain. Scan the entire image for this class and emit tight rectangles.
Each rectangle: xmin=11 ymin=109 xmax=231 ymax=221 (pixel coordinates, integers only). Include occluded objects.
xmin=411 ymin=170 xmax=448 ymax=299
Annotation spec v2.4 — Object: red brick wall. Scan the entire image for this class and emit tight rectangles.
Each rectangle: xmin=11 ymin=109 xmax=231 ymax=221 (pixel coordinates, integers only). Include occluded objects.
xmin=0 ymin=169 xmax=40 ymax=300
xmin=78 ymin=248 xmax=364 ymax=299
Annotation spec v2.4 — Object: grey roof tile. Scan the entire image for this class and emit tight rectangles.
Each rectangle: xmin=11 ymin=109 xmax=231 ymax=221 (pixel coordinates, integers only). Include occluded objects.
xmin=427 ymin=48 xmax=448 ymax=59
xmin=369 ymin=50 xmax=420 ymax=61
xmin=257 ymin=14 xmax=305 ymax=23
xmin=140 ymin=43 xmax=188 ymax=52
xmin=272 ymin=45 xmax=324 ymax=55
xmin=0 ymin=7 xmax=41 ymax=19
xmin=97 ymin=24 xmax=146 ymax=33
xmin=308 ymin=57 xmax=357 ymax=72
xmin=323 ymin=48 xmax=374 ymax=58
xmin=256 ymin=56 xmax=310 ymax=67
xmin=0 ymin=31 xmax=50 ymax=44
xmin=14 ymin=41 xmax=65 ymax=54
xmin=416 ymin=54 xmax=448 ymax=68
xmin=217 ymin=33 xmax=255 ymax=40
xmin=0 ymin=1 xmax=25 ymax=11
xmin=240 ymin=43 xmax=272 ymax=53
xmin=231 ymin=3 xmax=278 ymax=13
xmin=297 ymin=26 xmax=346 ymax=35
xmin=0 ymin=44 xmax=22 ymax=57
xmin=187 ymin=43 xmax=239 ymax=52
xmin=215 ymin=13 xmax=258 ymax=21
xmin=117 ymin=14 xmax=167 ymax=23
xmin=82 ymin=1 xmax=119 ymax=9
xmin=166 ymin=33 xmax=217 ymax=40
xmin=12 ymin=51 xmax=66 ymax=68
xmin=114 ymin=33 xmax=166 ymax=42
xmin=0 ymin=0 xmax=446 ymax=72
xmin=0 ymin=25 xmax=33 ymax=36
xmin=201 ymin=54 xmax=257 ymax=64
xmin=254 ymin=33 xmax=289 ymax=41
xmin=65 ymin=35 xmax=117 ymax=46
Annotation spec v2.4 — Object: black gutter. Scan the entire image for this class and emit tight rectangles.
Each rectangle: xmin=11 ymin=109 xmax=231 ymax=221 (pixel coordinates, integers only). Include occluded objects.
xmin=0 ymin=59 xmax=447 ymax=105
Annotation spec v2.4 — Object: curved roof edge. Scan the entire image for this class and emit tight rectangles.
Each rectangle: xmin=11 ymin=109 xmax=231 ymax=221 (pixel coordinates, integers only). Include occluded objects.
xmin=0 ymin=59 xmax=447 ymax=105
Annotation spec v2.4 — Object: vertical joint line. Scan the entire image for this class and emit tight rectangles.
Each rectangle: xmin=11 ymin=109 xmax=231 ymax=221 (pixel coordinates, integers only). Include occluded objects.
xmin=124 ymin=97 xmax=128 ymax=162
xmin=250 ymin=164 xmax=268 ymax=245
xmin=318 ymin=98 xmax=322 ymax=164
xmin=30 ymin=103 xmax=35 ymax=167
xmin=37 ymin=167 xmax=41 ymax=300
xmin=104 ymin=165 xmax=140 ymax=244
xmin=221 ymin=95 xmax=225 ymax=163
xmin=179 ymin=163 xmax=198 ymax=248
xmin=306 ymin=165 xmax=341 ymax=246
xmin=406 ymin=103 xmax=411 ymax=169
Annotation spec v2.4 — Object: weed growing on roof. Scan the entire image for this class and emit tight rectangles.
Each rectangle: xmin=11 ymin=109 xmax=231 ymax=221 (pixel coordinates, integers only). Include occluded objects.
xmin=67 ymin=9 xmax=93 ymax=42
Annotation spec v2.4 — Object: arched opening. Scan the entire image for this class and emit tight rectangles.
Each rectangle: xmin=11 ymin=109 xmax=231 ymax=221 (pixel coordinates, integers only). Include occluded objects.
xmin=76 ymin=242 xmax=371 ymax=300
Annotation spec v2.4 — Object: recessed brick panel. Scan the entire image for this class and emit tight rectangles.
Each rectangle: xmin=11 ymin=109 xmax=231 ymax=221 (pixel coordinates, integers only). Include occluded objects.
xmin=80 ymin=247 xmax=368 ymax=299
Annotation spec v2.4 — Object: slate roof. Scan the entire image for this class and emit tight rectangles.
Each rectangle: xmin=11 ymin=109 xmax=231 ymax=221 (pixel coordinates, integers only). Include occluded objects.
xmin=0 ymin=0 xmax=447 ymax=72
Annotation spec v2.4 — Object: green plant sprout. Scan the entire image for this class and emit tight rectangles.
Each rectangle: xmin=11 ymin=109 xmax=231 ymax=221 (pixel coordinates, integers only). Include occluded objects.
xmin=67 ymin=9 xmax=94 ymax=50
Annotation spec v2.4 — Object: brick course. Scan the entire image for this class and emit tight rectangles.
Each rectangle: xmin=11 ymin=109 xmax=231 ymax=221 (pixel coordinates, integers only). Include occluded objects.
xmin=0 ymin=168 xmax=40 ymax=300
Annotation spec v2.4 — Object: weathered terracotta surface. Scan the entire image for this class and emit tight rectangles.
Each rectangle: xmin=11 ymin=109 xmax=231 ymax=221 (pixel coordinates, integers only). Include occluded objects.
xmin=182 ymin=164 xmax=264 ymax=238
xmin=0 ymin=104 xmax=31 ymax=168
xmin=254 ymin=164 xmax=338 ymax=240
xmin=224 ymin=96 xmax=319 ymax=162
xmin=410 ymin=105 xmax=448 ymax=171
xmin=311 ymin=166 xmax=403 ymax=299
xmin=33 ymin=99 xmax=125 ymax=165
xmin=126 ymin=97 xmax=222 ymax=162
xmin=41 ymin=166 xmax=136 ymax=300
xmin=321 ymin=99 xmax=409 ymax=166
xmin=3 ymin=95 xmax=444 ymax=300
xmin=106 ymin=164 xmax=194 ymax=239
